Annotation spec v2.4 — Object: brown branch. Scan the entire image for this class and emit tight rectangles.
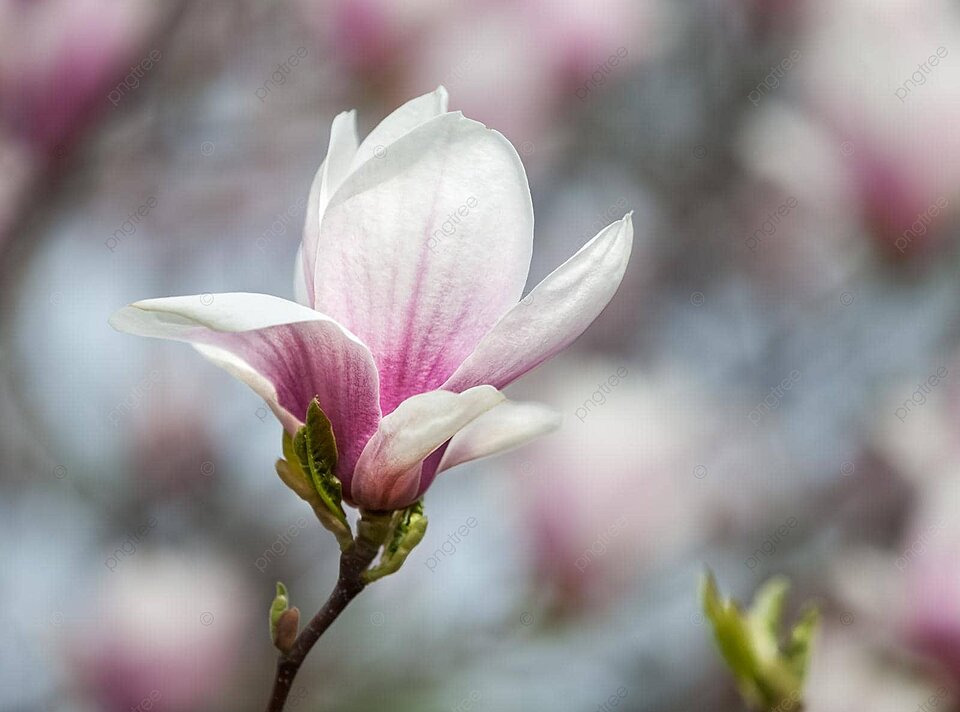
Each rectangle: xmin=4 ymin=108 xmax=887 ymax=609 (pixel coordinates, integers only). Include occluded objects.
xmin=265 ymin=513 xmax=391 ymax=711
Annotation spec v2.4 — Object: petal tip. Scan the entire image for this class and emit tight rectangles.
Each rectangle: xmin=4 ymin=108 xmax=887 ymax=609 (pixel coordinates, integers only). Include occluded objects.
xmin=464 ymin=383 xmax=507 ymax=405
xmin=108 ymin=303 xmax=149 ymax=333
xmin=607 ymin=211 xmax=635 ymax=259
xmin=107 ymin=307 xmax=129 ymax=332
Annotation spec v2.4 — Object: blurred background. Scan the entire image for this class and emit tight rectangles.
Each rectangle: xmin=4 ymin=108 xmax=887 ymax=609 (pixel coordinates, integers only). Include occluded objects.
xmin=2 ymin=0 xmax=960 ymax=709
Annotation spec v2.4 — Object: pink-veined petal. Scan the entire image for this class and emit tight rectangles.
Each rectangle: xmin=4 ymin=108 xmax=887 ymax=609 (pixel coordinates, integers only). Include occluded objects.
xmin=109 ymin=293 xmax=381 ymax=482
xmin=351 ymin=385 xmax=504 ymax=509
xmin=316 ymin=112 xmax=534 ymax=414
xmin=443 ymin=213 xmax=633 ymax=393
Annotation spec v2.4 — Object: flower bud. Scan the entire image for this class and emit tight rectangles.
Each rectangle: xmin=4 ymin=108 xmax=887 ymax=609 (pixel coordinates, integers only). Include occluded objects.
xmin=701 ymin=572 xmax=818 ymax=712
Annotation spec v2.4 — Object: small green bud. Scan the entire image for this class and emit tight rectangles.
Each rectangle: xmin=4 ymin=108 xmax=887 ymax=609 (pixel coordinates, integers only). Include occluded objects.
xmin=700 ymin=572 xmax=818 ymax=712
xmin=362 ymin=501 xmax=428 ymax=583
xmin=269 ymin=582 xmax=290 ymax=646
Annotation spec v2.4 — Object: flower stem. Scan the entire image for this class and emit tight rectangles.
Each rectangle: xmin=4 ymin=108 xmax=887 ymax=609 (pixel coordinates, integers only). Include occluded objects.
xmin=265 ymin=525 xmax=384 ymax=711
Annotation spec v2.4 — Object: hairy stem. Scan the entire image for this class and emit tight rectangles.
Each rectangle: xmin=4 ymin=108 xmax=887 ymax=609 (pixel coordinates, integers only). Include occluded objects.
xmin=265 ymin=519 xmax=387 ymax=712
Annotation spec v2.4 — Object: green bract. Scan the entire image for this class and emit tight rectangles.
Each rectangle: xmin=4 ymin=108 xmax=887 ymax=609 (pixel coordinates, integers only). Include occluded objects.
xmin=276 ymin=399 xmax=353 ymax=550
xmin=363 ymin=501 xmax=428 ymax=583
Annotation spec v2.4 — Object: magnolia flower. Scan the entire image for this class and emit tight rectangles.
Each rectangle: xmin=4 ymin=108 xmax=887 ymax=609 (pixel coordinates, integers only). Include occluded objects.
xmin=512 ymin=358 xmax=711 ymax=611
xmin=110 ymin=88 xmax=633 ymax=511
xmin=72 ymin=550 xmax=248 ymax=711
xmin=805 ymin=623 xmax=951 ymax=712
xmin=0 ymin=0 xmax=164 ymax=156
xmin=793 ymin=0 xmax=960 ymax=256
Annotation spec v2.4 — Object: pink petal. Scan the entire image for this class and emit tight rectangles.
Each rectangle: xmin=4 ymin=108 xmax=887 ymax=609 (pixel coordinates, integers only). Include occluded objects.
xmin=350 ymin=386 xmax=503 ymax=509
xmin=315 ymin=112 xmax=534 ymax=414
xmin=109 ymin=293 xmax=381 ymax=484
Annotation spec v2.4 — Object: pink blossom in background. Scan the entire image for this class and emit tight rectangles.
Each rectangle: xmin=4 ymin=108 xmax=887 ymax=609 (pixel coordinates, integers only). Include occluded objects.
xmin=72 ymin=551 xmax=249 ymax=712
xmin=829 ymin=475 xmax=960 ymax=691
xmin=899 ymin=477 xmax=960 ymax=684
xmin=0 ymin=0 xmax=164 ymax=249
xmin=297 ymin=0 xmax=669 ymax=158
xmin=795 ymin=0 xmax=960 ymax=258
xmin=0 ymin=0 xmax=164 ymax=157
xmin=805 ymin=623 xmax=952 ymax=712
xmin=511 ymin=359 xmax=712 ymax=612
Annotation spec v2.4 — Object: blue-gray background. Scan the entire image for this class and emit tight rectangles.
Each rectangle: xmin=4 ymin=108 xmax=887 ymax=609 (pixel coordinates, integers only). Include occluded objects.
xmin=2 ymin=0 xmax=958 ymax=710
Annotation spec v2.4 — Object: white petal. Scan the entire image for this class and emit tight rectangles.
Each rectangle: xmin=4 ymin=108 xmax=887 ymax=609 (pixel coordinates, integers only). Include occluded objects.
xmin=109 ymin=292 xmax=323 ymax=334
xmin=293 ymin=243 xmax=309 ymax=306
xmin=443 ymin=213 xmax=633 ymax=393
xmin=351 ymin=385 xmax=504 ymax=509
xmin=319 ymin=110 xmax=359 ymax=210
xmin=349 ymin=86 xmax=449 ymax=172
xmin=302 ymin=110 xmax=359 ymax=302
xmin=437 ymin=400 xmax=561 ymax=473
xmin=316 ymin=111 xmax=534 ymax=414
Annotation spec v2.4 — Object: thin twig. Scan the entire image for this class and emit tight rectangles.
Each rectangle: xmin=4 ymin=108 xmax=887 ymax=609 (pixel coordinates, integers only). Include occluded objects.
xmin=265 ymin=516 xmax=388 ymax=711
